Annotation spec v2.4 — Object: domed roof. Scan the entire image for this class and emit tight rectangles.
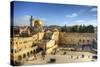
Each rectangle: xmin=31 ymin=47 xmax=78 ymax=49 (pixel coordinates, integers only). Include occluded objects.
xmin=34 ymin=20 xmax=42 ymax=27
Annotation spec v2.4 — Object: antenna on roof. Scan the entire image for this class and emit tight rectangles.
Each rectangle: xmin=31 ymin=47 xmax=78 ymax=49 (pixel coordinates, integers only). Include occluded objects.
xmin=30 ymin=15 xmax=33 ymax=27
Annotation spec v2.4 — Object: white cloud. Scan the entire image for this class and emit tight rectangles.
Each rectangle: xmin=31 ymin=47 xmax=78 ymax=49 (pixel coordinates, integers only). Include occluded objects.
xmin=65 ymin=13 xmax=78 ymax=18
xmin=14 ymin=15 xmax=30 ymax=26
xmin=90 ymin=8 xmax=97 ymax=12
xmin=63 ymin=19 xmax=97 ymax=26
xmin=87 ymin=20 xmax=97 ymax=26
xmin=75 ymin=20 xmax=86 ymax=23
xmin=39 ymin=18 xmax=47 ymax=21
xmin=75 ymin=19 xmax=97 ymax=26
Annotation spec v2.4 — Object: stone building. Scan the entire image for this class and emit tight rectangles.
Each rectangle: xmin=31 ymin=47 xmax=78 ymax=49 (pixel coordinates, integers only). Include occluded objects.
xmin=11 ymin=36 xmax=36 ymax=65
xmin=38 ymin=30 xmax=59 ymax=54
xmin=10 ymin=31 xmax=45 ymax=65
xmin=10 ymin=28 xmax=59 ymax=65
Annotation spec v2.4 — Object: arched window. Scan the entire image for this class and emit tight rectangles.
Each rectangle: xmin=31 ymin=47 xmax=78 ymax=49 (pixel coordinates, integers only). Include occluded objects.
xmin=16 ymin=42 xmax=18 ymax=44
xmin=18 ymin=55 xmax=22 ymax=60
xmin=81 ymin=54 xmax=84 ymax=58
xmin=79 ymin=39 xmax=81 ymax=42
xmin=30 ymin=51 xmax=33 ymax=54
xmin=87 ymin=40 xmax=90 ymax=42
xmin=27 ymin=52 xmax=30 ymax=57
xmin=71 ymin=55 xmax=73 ymax=59
xmin=23 ymin=54 xmax=26 ymax=58
xmin=83 ymin=40 xmax=85 ymax=43
xmin=11 ymin=49 xmax=13 ymax=53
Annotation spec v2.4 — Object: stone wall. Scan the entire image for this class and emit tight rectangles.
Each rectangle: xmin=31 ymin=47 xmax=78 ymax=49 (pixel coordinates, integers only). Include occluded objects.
xmin=59 ymin=32 xmax=96 ymax=45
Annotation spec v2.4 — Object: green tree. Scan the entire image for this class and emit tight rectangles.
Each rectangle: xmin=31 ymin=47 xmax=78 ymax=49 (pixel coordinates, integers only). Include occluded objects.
xmin=86 ymin=25 xmax=94 ymax=33
xmin=61 ymin=24 xmax=67 ymax=32
xmin=79 ymin=25 xmax=83 ymax=33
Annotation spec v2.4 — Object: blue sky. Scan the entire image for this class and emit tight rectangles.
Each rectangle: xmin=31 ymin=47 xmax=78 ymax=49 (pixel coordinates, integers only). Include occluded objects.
xmin=12 ymin=1 xmax=97 ymax=26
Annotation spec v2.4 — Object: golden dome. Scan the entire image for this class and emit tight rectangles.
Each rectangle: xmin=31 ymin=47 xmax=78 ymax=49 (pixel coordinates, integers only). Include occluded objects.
xmin=38 ymin=20 xmax=42 ymax=27
xmin=34 ymin=20 xmax=42 ymax=27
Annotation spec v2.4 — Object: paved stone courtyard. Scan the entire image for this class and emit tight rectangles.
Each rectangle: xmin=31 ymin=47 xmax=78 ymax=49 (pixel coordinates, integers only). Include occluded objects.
xmin=23 ymin=50 xmax=97 ymax=65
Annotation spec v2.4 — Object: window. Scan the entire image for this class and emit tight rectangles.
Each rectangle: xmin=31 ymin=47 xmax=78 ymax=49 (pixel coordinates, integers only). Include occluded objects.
xmin=79 ymin=39 xmax=81 ymax=42
xmin=87 ymin=40 xmax=90 ymax=42
xmin=24 ymin=41 xmax=27 ymax=43
xmin=71 ymin=56 xmax=73 ymax=59
xmin=83 ymin=40 xmax=85 ymax=43
xmin=30 ymin=51 xmax=33 ymax=55
xmin=18 ymin=55 xmax=22 ymax=60
xmin=11 ymin=49 xmax=13 ymax=53
xmin=27 ymin=52 xmax=30 ymax=57
xmin=11 ymin=41 xmax=12 ymax=44
xmin=23 ymin=54 xmax=26 ymax=58
xmin=16 ymin=42 xmax=18 ymax=44
xmin=81 ymin=54 xmax=84 ymax=58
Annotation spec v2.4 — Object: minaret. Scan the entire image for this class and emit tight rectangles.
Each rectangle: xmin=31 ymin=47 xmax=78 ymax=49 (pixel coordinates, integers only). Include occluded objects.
xmin=30 ymin=15 xmax=33 ymax=27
